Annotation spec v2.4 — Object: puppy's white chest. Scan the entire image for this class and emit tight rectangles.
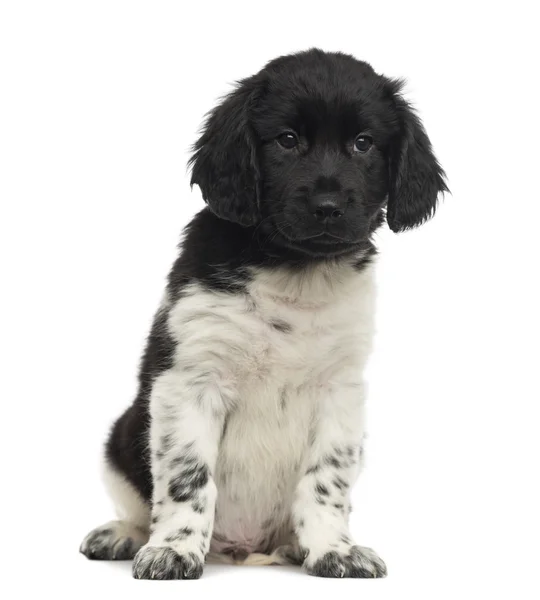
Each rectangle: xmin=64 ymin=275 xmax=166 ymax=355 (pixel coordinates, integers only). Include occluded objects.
xmin=211 ymin=294 xmax=327 ymax=548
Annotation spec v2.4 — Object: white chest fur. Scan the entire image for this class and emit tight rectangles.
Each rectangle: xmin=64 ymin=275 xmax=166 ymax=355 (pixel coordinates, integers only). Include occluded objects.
xmin=166 ymin=260 xmax=376 ymax=553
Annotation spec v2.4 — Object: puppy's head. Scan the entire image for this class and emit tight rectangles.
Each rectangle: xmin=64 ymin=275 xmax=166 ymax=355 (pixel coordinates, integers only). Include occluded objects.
xmin=190 ymin=49 xmax=447 ymax=257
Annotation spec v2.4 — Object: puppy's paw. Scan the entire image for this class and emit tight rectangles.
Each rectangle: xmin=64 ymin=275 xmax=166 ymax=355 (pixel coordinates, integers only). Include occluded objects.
xmin=305 ymin=545 xmax=387 ymax=578
xmin=132 ymin=545 xmax=203 ymax=580
xmin=80 ymin=521 xmax=147 ymax=560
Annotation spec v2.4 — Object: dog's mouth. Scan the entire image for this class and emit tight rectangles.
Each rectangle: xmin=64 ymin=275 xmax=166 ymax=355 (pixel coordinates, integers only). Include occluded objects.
xmin=297 ymin=230 xmax=350 ymax=243
xmin=260 ymin=219 xmax=365 ymax=258
xmin=272 ymin=222 xmax=351 ymax=244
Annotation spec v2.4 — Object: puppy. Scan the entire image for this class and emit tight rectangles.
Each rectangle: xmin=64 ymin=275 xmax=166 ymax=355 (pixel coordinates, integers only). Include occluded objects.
xmin=80 ymin=49 xmax=447 ymax=579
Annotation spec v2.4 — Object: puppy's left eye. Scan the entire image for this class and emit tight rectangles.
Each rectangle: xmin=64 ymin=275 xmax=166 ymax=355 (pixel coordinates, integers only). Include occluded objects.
xmin=276 ymin=131 xmax=299 ymax=150
xmin=354 ymin=135 xmax=373 ymax=153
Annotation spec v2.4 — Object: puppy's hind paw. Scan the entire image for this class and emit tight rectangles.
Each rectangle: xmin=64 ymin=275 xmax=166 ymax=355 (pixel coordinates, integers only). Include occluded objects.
xmin=132 ymin=546 xmax=203 ymax=580
xmin=80 ymin=521 xmax=147 ymax=560
xmin=306 ymin=545 xmax=387 ymax=578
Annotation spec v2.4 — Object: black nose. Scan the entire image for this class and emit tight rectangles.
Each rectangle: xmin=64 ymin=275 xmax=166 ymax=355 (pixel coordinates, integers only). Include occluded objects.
xmin=310 ymin=198 xmax=344 ymax=223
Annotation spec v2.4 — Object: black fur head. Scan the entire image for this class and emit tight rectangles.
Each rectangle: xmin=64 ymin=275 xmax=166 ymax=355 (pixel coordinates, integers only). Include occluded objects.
xmin=190 ymin=49 xmax=447 ymax=258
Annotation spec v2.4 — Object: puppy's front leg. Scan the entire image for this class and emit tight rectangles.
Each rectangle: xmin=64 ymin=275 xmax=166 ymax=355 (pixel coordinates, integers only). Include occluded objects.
xmin=132 ymin=371 xmax=225 ymax=580
xmin=293 ymin=379 xmax=387 ymax=578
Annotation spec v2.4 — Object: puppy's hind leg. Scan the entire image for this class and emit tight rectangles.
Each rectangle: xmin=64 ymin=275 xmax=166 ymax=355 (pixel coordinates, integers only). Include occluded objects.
xmin=80 ymin=461 xmax=150 ymax=560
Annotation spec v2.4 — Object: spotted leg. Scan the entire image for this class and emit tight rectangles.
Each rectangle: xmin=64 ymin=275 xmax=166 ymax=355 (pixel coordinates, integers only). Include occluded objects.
xmin=132 ymin=370 xmax=225 ymax=580
xmin=293 ymin=378 xmax=387 ymax=578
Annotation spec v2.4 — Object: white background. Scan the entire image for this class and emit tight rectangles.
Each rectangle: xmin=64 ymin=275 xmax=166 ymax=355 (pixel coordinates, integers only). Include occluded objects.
xmin=1 ymin=1 xmax=539 ymax=598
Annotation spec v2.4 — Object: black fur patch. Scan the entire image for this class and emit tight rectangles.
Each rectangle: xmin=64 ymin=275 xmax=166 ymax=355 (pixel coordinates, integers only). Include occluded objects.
xmin=168 ymin=460 xmax=209 ymax=502
xmin=192 ymin=500 xmax=206 ymax=514
xmin=332 ymin=476 xmax=348 ymax=491
xmin=270 ymin=319 xmax=292 ymax=333
xmin=164 ymin=527 xmax=194 ymax=542
xmin=353 ymin=244 xmax=377 ymax=271
xmin=315 ymin=483 xmax=330 ymax=496
xmin=324 ymin=455 xmax=343 ymax=469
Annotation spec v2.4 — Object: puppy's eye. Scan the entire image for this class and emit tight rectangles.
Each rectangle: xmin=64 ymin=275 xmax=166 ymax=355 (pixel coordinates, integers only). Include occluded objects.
xmin=276 ymin=131 xmax=299 ymax=150
xmin=354 ymin=135 xmax=373 ymax=153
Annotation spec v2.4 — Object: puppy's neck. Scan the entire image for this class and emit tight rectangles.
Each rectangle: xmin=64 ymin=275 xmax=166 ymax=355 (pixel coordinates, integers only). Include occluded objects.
xmin=248 ymin=253 xmax=375 ymax=308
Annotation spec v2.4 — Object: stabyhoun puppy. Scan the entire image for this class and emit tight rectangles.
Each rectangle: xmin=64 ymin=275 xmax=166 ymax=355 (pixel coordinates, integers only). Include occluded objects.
xmin=80 ymin=48 xmax=447 ymax=579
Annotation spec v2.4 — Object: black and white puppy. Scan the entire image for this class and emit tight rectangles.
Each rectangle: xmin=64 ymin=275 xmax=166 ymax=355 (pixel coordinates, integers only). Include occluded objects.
xmin=80 ymin=49 xmax=447 ymax=579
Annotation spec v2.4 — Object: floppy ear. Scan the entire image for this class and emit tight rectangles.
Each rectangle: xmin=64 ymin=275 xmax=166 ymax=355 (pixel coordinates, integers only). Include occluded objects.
xmin=189 ymin=76 xmax=263 ymax=226
xmin=387 ymin=84 xmax=448 ymax=232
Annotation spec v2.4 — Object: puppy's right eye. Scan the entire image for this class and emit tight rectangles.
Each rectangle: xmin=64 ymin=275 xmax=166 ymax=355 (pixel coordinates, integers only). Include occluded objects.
xmin=276 ymin=132 xmax=298 ymax=150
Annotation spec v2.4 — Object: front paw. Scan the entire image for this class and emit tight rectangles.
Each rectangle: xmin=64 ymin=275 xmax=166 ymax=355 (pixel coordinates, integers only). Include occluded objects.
xmin=132 ymin=545 xmax=203 ymax=580
xmin=305 ymin=545 xmax=387 ymax=578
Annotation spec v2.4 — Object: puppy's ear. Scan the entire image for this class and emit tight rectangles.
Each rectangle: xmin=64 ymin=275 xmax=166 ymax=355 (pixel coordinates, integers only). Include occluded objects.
xmin=386 ymin=81 xmax=448 ymax=232
xmin=189 ymin=76 xmax=263 ymax=226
